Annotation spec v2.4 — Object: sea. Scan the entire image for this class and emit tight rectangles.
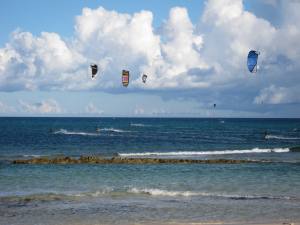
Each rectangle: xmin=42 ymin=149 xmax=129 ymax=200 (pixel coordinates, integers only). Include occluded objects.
xmin=0 ymin=117 xmax=300 ymax=225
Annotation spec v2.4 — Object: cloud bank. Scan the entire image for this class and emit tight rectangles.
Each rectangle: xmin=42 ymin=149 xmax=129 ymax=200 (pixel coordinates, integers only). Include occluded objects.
xmin=0 ymin=0 xmax=300 ymax=109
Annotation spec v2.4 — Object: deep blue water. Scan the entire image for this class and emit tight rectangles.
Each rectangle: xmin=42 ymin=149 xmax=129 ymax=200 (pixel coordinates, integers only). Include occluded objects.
xmin=0 ymin=117 xmax=300 ymax=225
xmin=1 ymin=117 xmax=300 ymax=158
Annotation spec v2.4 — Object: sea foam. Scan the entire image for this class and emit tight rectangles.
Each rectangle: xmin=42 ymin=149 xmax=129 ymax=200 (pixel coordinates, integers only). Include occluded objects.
xmin=100 ymin=128 xmax=129 ymax=133
xmin=53 ymin=128 xmax=129 ymax=136
xmin=54 ymin=129 xmax=100 ymax=136
xmin=128 ymin=188 xmax=293 ymax=200
xmin=118 ymin=148 xmax=290 ymax=157
xmin=265 ymin=135 xmax=300 ymax=140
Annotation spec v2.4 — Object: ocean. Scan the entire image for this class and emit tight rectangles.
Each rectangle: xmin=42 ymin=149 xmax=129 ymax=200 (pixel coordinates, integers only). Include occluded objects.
xmin=0 ymin=117 xmax=300 ymax=225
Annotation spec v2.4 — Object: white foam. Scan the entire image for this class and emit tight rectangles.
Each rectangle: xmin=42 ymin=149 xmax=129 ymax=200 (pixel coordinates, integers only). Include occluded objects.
xmin=23 ymin=154 xmax=43 ymax=158
xmin=100 ymin=128 xmax=129 ymax=133
xmin=266 ymin=135 xmax=300 ymax=140
xmin=2 ymin=189 xmax=293 ymax=201
xmin=130 ymin=123 xmax=151 ymax=127
xmin=72 ymin=189 xmax=113 ymax=197
xmin=54 ymin=129 xmax=100 ymax=136
xmin=127 ymin=188 xmax=291 ymax=200
xmin=129 ymin=188 xmax=199 ymax=197
xmin=118 ymin=148 xmax=290 ymax=157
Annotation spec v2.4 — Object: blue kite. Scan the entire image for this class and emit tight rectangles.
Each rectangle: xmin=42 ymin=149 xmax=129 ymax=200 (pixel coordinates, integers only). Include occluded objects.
xmin=247 ymin=50 xmax=260 ymax=73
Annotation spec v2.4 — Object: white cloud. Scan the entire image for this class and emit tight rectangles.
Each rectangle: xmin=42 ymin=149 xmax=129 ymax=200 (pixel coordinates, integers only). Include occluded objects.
xmin=0 ymin=1 xmax=300 ymax=110
xmin=139 ymin=7 xmax=209 ymax=89
xmin=19 ymin=99 xmax=62 ymax=113
xmin=0 ymin=101 xmax=16 ymax=113
xmin=254 ymin=85 xmax=300 ymax=104
xmin=0 ymin=30 xmax=86 ymax=91
xmin=75 ymin=7 xmax=161 ymax=89
xmin=85 ymin=102 xmax=104 ymax=114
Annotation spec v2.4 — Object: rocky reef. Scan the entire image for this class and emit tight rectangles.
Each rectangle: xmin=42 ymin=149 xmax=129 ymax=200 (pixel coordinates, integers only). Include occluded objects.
xmin=12 ymin=156 xmax=264 ymax=165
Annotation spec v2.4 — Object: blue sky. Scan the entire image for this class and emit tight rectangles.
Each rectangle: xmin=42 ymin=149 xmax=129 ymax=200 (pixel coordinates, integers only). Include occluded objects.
xmin=0 ymin=0 xmax=204 ymax=46
xmin=0 ymin=0 xmax=300 ymax=117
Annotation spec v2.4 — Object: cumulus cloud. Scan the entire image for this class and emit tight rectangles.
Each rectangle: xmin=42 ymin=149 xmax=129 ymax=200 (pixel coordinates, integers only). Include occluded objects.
xmin=0 ymin=0 xmax=300 ymax=110
xmin=0 ymin=31 xmax=86 ymax=91
xmin=199 ymin=0 xmax=300 ymax=105
xmin=142 ymin=7 xmax=211 ymax=89
xmin=85 ymin=102 xmax=104 ymax=114
xmin=254 ymin=85 xmax=300 ymax=104
xmin=19 ymin=99 xmax=62 ymax=113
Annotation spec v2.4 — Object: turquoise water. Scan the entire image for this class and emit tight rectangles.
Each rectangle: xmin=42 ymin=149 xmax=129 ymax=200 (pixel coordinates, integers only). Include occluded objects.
xmin=0 ymin=118 xmax=300 ymax=224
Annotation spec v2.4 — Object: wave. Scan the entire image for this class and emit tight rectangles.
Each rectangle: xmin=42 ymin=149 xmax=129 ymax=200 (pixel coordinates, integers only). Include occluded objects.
xmin=128 ymin=188 xmax=293 ymax=200
xmin=53 ymin=129 xmax=101 ymax=136
xmin=129 ymin=188 xmax=199 ymax=197
xmin=53 ymin=128 xmax=129 ymax=136
xmin=118 ymin=148 xmax=290 ymax=157
xmin=266 ymin=135 xmax=300 ymax=140
xmin=130 ymin=123 xmax=151 ymax=127
xmin=22 ymin=154 xmax=45 ymax=158
xmin=100 ymin=128 xmax=129 ymax=133
xmin=1 ymin=188 xmax=295 ymax=203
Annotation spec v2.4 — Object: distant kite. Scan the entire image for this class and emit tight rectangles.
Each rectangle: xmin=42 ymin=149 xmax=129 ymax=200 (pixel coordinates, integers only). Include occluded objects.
xmin=247 ymin=50 xmax=260 ymax=73
xmin=122 ymin=70 xmax=129 ymax=87
xmin=142 ymin=74 xmax=147 ymax=83
xmin=90 ymin=64 xmax=98 ymax=79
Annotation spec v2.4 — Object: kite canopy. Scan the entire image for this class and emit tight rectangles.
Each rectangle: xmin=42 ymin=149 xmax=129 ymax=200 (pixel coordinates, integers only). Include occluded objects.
xmin=247 ymin=50 xmax=260 ymax=73
xmin=122 ymin=70 xmax=129 ymax=87
xmin=90 ymin=64 xmax=98 ymax=78
xmin=142 ymin=74 xmax=147 ymax=83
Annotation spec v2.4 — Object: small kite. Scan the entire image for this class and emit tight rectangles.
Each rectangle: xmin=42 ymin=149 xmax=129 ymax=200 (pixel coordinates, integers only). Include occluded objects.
xmin=90 ymin=64 xmax=98 ymax=79
xmin=122 ymin=70 xmax=129 ymax=87
xmin=247 ymin=50 xmax=260 ymax=73
xmin=142 ymin=74 xmax=147 ymax=83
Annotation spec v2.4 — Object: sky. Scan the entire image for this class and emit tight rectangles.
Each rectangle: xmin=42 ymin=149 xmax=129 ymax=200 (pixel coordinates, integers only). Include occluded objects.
xmin=0 ymin=0 xmax=300 ymax=117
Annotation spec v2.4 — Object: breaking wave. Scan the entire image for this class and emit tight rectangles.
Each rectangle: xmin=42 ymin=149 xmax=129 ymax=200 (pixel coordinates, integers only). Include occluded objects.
xmin=128 ymin=188 xmax=293 ymax=200
xmin=1 ymin=188 xmax=294 ymax=202
xmin=265 ymin=135 xmax=300 ymax=140
xmin=118 ymin=148 xmax=290 ymax=157
xmin=53 ymin=128 xmax=129 ymax=136
xmin=100 ymin=128 xmax=129 ymax=133
xmin=53 ymin=129 xmax=100 ymax=136
xmin=130 ymin=123 xmax=151 ymax=127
